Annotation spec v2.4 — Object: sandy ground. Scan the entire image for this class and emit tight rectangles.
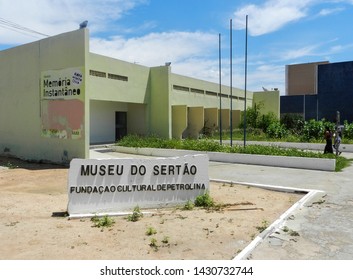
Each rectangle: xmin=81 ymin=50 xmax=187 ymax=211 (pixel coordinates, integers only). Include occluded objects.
xmin=0 ymin=156 xmax=303 ymax=260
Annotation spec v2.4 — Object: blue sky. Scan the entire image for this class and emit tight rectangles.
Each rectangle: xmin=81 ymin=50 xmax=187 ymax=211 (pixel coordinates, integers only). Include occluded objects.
xmin=1 ymin=0 xmax=353 ymax=94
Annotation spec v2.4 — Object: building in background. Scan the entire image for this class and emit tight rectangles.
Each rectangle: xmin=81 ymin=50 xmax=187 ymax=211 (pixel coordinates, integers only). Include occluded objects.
xmin=281 ymin=61 xmax=353 ymax=123
xmin=0 ymin=28 xmax=280 ymax=163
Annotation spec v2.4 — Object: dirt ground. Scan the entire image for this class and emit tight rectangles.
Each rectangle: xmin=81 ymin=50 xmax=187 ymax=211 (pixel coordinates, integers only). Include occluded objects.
xmin=0 ymin=156 xmax=303 ymax=260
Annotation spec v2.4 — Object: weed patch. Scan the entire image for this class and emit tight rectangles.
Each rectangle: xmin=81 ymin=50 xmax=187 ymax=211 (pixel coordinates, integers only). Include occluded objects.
xmin=127 ymin=206 xmax=143 ymax=222
xmin=194 ymin=192 xmax=215 ymax=208
xmin=145 ymin=227 xmax=157 ymax=236
xmin=91 ymin=215 xmax=115 ymax=228
xmin=255 ymin=220 xmax=269 ymax=233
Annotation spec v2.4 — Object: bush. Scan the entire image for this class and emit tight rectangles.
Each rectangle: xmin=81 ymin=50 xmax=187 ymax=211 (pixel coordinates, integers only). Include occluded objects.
xmin=301 ymin=119 xmax=328 ymax=142
xmin=266 ymin=122 xmax=288 ymax=139
xmin=343 ymin=120 xmax=353 ymax=139
xmin=281 ymin=113 xmax=305 ymax=136
xmin=259 ymin=112 xmax=279 ymax=132
xmin=194 ymin=192 xmax=214 ymax=208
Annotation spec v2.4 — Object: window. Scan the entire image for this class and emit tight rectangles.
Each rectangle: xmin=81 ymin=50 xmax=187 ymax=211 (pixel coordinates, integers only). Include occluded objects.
xmin=89 ymin=70 xmax=106 ymax=78
xmin=190 ymin=88 xmax=204 ymax=94
xmin=108 ymin=73 xmax=128 ymax=82
xmin=173 ymin=85 xmax=190 ymax=92
xmin=205 ymin=91 xmax=217 ymax=96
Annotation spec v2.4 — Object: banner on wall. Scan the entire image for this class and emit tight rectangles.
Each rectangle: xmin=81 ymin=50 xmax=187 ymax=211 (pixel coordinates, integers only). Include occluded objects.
xmin=40 ymin=67 xmax=85 ymax=139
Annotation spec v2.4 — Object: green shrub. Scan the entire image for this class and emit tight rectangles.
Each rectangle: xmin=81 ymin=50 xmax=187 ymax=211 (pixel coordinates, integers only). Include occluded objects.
xmin=266 ymin=122 xmax=288 ymax=139
xmin=281 ymin=113 xmax=305 ymax=136
xmin=183 ymin=200 xmax=195 ymax=210
xmin=259 ymin=112 xmax=279 ymax=132
xmin=343 ymin=120 xmax=353 ymax=139
xmin=194 ymin=192 xmax=214 ymax=208
xmin=145 ymin=227 xmax=157 ymax=236
xmin=91 ymin=215 xmax=115 ymax=228
xmin=127 ymin=206 xmax=143 ymax=222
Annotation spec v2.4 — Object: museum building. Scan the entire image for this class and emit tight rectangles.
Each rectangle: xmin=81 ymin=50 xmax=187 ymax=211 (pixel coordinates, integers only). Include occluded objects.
xmin=0 ymin=28 xmax=279 ymax=163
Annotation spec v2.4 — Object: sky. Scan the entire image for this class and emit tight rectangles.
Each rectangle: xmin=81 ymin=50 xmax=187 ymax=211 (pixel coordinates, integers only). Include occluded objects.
xmin=1 ymin=0 xmax=353 ymax=94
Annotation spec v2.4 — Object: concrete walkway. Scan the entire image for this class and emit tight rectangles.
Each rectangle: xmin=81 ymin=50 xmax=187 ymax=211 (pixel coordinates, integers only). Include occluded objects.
xmin=89 ymin=147 xmax=353 ymax=260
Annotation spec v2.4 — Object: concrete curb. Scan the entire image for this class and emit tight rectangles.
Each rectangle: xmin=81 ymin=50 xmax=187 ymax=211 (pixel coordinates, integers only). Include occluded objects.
xmin=113 ymin=146 xmax=336 ymax=171
xmin=207 ymin=179 xmax=325 ymax=261
xmin=228 ymin=140 xmax=353 ymax=153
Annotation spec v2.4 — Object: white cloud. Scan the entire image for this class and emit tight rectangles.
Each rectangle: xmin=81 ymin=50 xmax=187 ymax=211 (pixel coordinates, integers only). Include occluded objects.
xmin=0 ymin=0 xmax=144 ymax=44
xmin=318 ymin=7 xmax=345 ymax=16
xmin=280 ymin=44 xmax=320 ymax=60
xmin=233 ymin=0 xmax=315 ymax=36
xmin=90 ymin=31 xmax=218 ymax=67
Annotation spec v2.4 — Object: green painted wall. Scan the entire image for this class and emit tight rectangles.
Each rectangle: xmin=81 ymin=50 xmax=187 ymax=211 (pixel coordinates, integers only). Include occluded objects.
xmin=149 ymin=66 xmax=171 ymax=138
xmin=0 ymin=29 xmax=88 ymax=163
xmin=87 ymin=53 xmax=150 ymax=103
xmin=170 ymin=73 xmax=253 ymax=111
xmin=253 ymin=91 xmax=280 ymax=118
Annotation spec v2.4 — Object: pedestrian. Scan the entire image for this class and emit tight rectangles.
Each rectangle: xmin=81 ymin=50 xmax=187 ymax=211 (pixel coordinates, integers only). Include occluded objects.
xmin=333 ymin=129 xmax=342 ymax=156
xmin=324 ymin=126 xmax=333 ymax=154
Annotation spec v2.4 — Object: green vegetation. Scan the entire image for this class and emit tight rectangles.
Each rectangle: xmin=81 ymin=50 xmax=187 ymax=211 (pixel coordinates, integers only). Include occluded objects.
xmin=145 ymin=227 xmax=157 ymax=236
xmin=256 ymin=220 xmax=269 ymax=233
xmin=5 ymin=161 xmax=18 ymax=169
xmin=149 ymin=238 xmax=158 ymax=251
xmin=161 ymin=236 xmax=169 ymax=244
xmin=117 ymin=134 xmax=350 ymax=171
xmin=183 ymin=200 xmax=195 ymax=210
xmin=126 ymin=206 xmax=143 ymax=222
xmin=194 ymin=192 xmax=215 ymax=208
xmin=117 ymin=105 xmax=353 ymax=172
xmin=91 ymin=215 xmax=115 ymax=228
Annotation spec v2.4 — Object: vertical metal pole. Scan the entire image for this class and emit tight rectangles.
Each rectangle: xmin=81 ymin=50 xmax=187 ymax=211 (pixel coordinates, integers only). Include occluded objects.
xmin=303 ymin=94 xmax=306 ymax=120
xmin=316 ymin=95 xmax=319 ymax=121
xmin=230 ymin=19 xmax=233 ymax=147
xmin=243 ymin=15 xmax=248 ymax=148
xmin=219 ymin=33 xmax=222 ymax=145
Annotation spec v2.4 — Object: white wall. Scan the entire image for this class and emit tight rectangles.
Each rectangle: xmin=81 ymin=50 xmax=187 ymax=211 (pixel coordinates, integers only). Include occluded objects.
xmin=90 ymin=100 xmax=128 ymax=144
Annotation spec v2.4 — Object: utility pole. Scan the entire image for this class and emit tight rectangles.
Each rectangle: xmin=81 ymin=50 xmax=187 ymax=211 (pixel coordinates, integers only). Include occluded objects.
xmin=230 ymin=19 xmax=233 ymax=147
xmin=243 ymin=15 xmax=248 ymax=148
xmin=219 ymin=33 xmax=222 ymax=145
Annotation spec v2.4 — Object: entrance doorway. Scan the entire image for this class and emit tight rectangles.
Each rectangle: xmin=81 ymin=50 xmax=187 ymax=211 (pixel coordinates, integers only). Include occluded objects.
xmin=115 ymin=111 xmax=127 ymax=141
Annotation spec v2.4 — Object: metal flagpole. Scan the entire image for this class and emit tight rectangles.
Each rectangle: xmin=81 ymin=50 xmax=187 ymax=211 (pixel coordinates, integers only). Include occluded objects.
xmin=230 ymin=19 xmax=233 ymax=147
xmin=243 ymin=15 xmax=248 ymax=148
xmin=219 ymin=33 xmax=222 ymax=145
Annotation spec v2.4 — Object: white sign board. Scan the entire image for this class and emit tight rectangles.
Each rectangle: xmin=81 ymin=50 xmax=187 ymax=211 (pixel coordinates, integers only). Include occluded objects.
xmin=67 ymin=154 xmax=209 ymax=217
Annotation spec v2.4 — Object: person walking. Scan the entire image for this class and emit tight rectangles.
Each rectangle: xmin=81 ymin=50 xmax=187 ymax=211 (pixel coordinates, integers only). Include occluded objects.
xmin=333 ymin=129 xmax=342 ymax=156
xmin=324 ymin=127 xmax=333 ymax=154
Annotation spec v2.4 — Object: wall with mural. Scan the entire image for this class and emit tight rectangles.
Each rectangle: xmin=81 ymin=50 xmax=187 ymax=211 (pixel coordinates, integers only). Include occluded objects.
xmin=41 ymin=67 xmax=85 ymax=140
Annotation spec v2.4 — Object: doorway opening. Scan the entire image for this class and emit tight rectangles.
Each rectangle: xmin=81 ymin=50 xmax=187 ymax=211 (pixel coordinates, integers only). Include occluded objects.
xmin=115 ymin=111 xmax=127 ymax=141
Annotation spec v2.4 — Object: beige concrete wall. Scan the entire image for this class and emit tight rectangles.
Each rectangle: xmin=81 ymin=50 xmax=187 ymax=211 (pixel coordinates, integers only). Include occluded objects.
xmin=172 ymin=105 xmax=187 ymax=139
xmin=0 ymin=29 xmax=88 ymax=163
xmin=286 ymin=61 xmax=329 ymax=96
xmin=186 ymin=107 xmax=204 ymax=139
xmin=232 ymin=110 xmax=242 ymax=128
xmin=220 ymin=109 xmax=230 ymax=130
xmin=204 ymin=108 xmax=218 ymax=135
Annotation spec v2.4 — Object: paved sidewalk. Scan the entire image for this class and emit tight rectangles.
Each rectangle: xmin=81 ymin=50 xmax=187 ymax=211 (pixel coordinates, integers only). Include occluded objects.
xmin=90 ymin=148 xmax=353 ymax=260
xmin=209 ymin=153 xmax=353 ymax=260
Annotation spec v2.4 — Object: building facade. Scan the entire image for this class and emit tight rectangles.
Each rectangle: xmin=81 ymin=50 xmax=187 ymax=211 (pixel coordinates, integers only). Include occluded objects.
xmin=281 ymin=61 xmax=353 ymax=123
xmin=0 ymin=29 xmax=279 ymax=163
